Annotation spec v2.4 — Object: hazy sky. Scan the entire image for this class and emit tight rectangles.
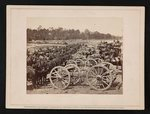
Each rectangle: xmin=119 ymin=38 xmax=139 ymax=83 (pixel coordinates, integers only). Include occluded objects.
xmin=27 ymin=17 xmax=123 ymax=36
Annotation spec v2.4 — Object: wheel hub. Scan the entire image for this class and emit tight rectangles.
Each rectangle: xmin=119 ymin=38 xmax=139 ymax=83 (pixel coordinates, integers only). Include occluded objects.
xmin=96 ymin=75 xmax=102 ymax=81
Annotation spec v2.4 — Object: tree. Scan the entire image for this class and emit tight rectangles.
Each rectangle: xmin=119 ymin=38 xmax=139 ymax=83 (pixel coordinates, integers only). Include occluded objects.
xmin=84 ymin=29 xmax=90 ymax=40
xmin=27 ymin=26 xmax=121 ymax=41
xmin=37 ymin=25 xmax=42 ymax=31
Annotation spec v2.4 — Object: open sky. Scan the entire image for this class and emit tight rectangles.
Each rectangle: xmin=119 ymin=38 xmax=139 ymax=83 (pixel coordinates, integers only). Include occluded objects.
xmin=27 ymin=17 xmax=123 ymax=36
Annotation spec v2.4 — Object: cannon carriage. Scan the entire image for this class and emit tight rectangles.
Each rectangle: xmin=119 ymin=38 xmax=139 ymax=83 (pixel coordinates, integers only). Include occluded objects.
xmin=46 ymin=56 xmax=122 ymax=91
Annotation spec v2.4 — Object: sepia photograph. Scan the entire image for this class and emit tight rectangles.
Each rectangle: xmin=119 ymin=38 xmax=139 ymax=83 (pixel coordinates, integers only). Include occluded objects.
xmin=26 ymin=17 xmax=123 ymax=94
xmin=6 ymin=6 xmax=144 ymax=109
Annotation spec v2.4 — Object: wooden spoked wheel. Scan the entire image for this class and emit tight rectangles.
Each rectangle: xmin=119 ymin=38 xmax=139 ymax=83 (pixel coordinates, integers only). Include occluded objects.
xmin=85 ymin=58 xmax=97 ymax=67
xmin=86 ymin=65 xmax=113 ymax=91
xmin=76 ymin=59 xmax=85 ymax=68
xmin=48 ymin=66 xmax=70 ymax=89
xmin=66 ymin=60 xmax=77 ymax=65
xmin=101 ymin=62 xmax=117 ymax=80
xmin=65 ymin=64 xmax=81 ymax=85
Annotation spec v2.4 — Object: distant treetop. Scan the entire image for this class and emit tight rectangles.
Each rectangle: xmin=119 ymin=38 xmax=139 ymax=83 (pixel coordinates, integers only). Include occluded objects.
xmin=27 ymin=26 xmax=122 ymax=42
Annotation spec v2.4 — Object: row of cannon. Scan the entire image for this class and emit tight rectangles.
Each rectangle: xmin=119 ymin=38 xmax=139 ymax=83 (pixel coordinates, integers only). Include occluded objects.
xmin=27 ymin=40 xmax=123 ymax=91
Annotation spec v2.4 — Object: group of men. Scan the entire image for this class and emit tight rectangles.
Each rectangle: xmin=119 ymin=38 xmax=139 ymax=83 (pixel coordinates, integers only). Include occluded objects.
xmin=27 ymin=43 xmax=81 ymax=88
xmin=98 ymin=40 xmax=122 ymax=66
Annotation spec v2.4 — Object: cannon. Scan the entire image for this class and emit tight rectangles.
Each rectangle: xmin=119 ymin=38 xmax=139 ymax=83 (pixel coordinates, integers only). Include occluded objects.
xmin=46 ymin=57 xmax=122 ymax=91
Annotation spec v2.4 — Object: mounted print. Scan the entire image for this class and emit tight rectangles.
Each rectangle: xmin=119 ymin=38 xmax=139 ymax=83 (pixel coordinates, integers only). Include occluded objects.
xmin=6 ymin=6 xmax=144 ymax=109
xmin=26 ymin=17 xmax=123 ymax=94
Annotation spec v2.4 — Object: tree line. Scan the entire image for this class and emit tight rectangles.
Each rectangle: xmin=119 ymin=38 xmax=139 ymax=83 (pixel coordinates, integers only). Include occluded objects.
xmin=27 ymin=26 xmax=122 ymax=42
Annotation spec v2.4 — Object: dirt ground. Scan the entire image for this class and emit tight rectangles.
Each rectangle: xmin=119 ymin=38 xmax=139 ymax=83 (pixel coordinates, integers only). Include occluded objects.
xmin=27 ymin=74 xmax=123 ymax=94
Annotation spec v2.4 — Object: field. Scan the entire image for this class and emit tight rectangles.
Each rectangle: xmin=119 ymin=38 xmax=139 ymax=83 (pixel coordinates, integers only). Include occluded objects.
xmin=27 ymin=39 xmax=119 ymax=48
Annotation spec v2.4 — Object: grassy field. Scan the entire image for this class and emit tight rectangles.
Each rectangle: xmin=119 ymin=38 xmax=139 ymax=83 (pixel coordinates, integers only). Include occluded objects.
xmin=27 ymin=39 xmax=122 ymax=49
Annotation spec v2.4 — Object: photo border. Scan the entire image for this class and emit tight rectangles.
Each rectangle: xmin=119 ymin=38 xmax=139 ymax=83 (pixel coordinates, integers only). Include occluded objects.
xmin=6 ymin=6 xmax=145 ymax=110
